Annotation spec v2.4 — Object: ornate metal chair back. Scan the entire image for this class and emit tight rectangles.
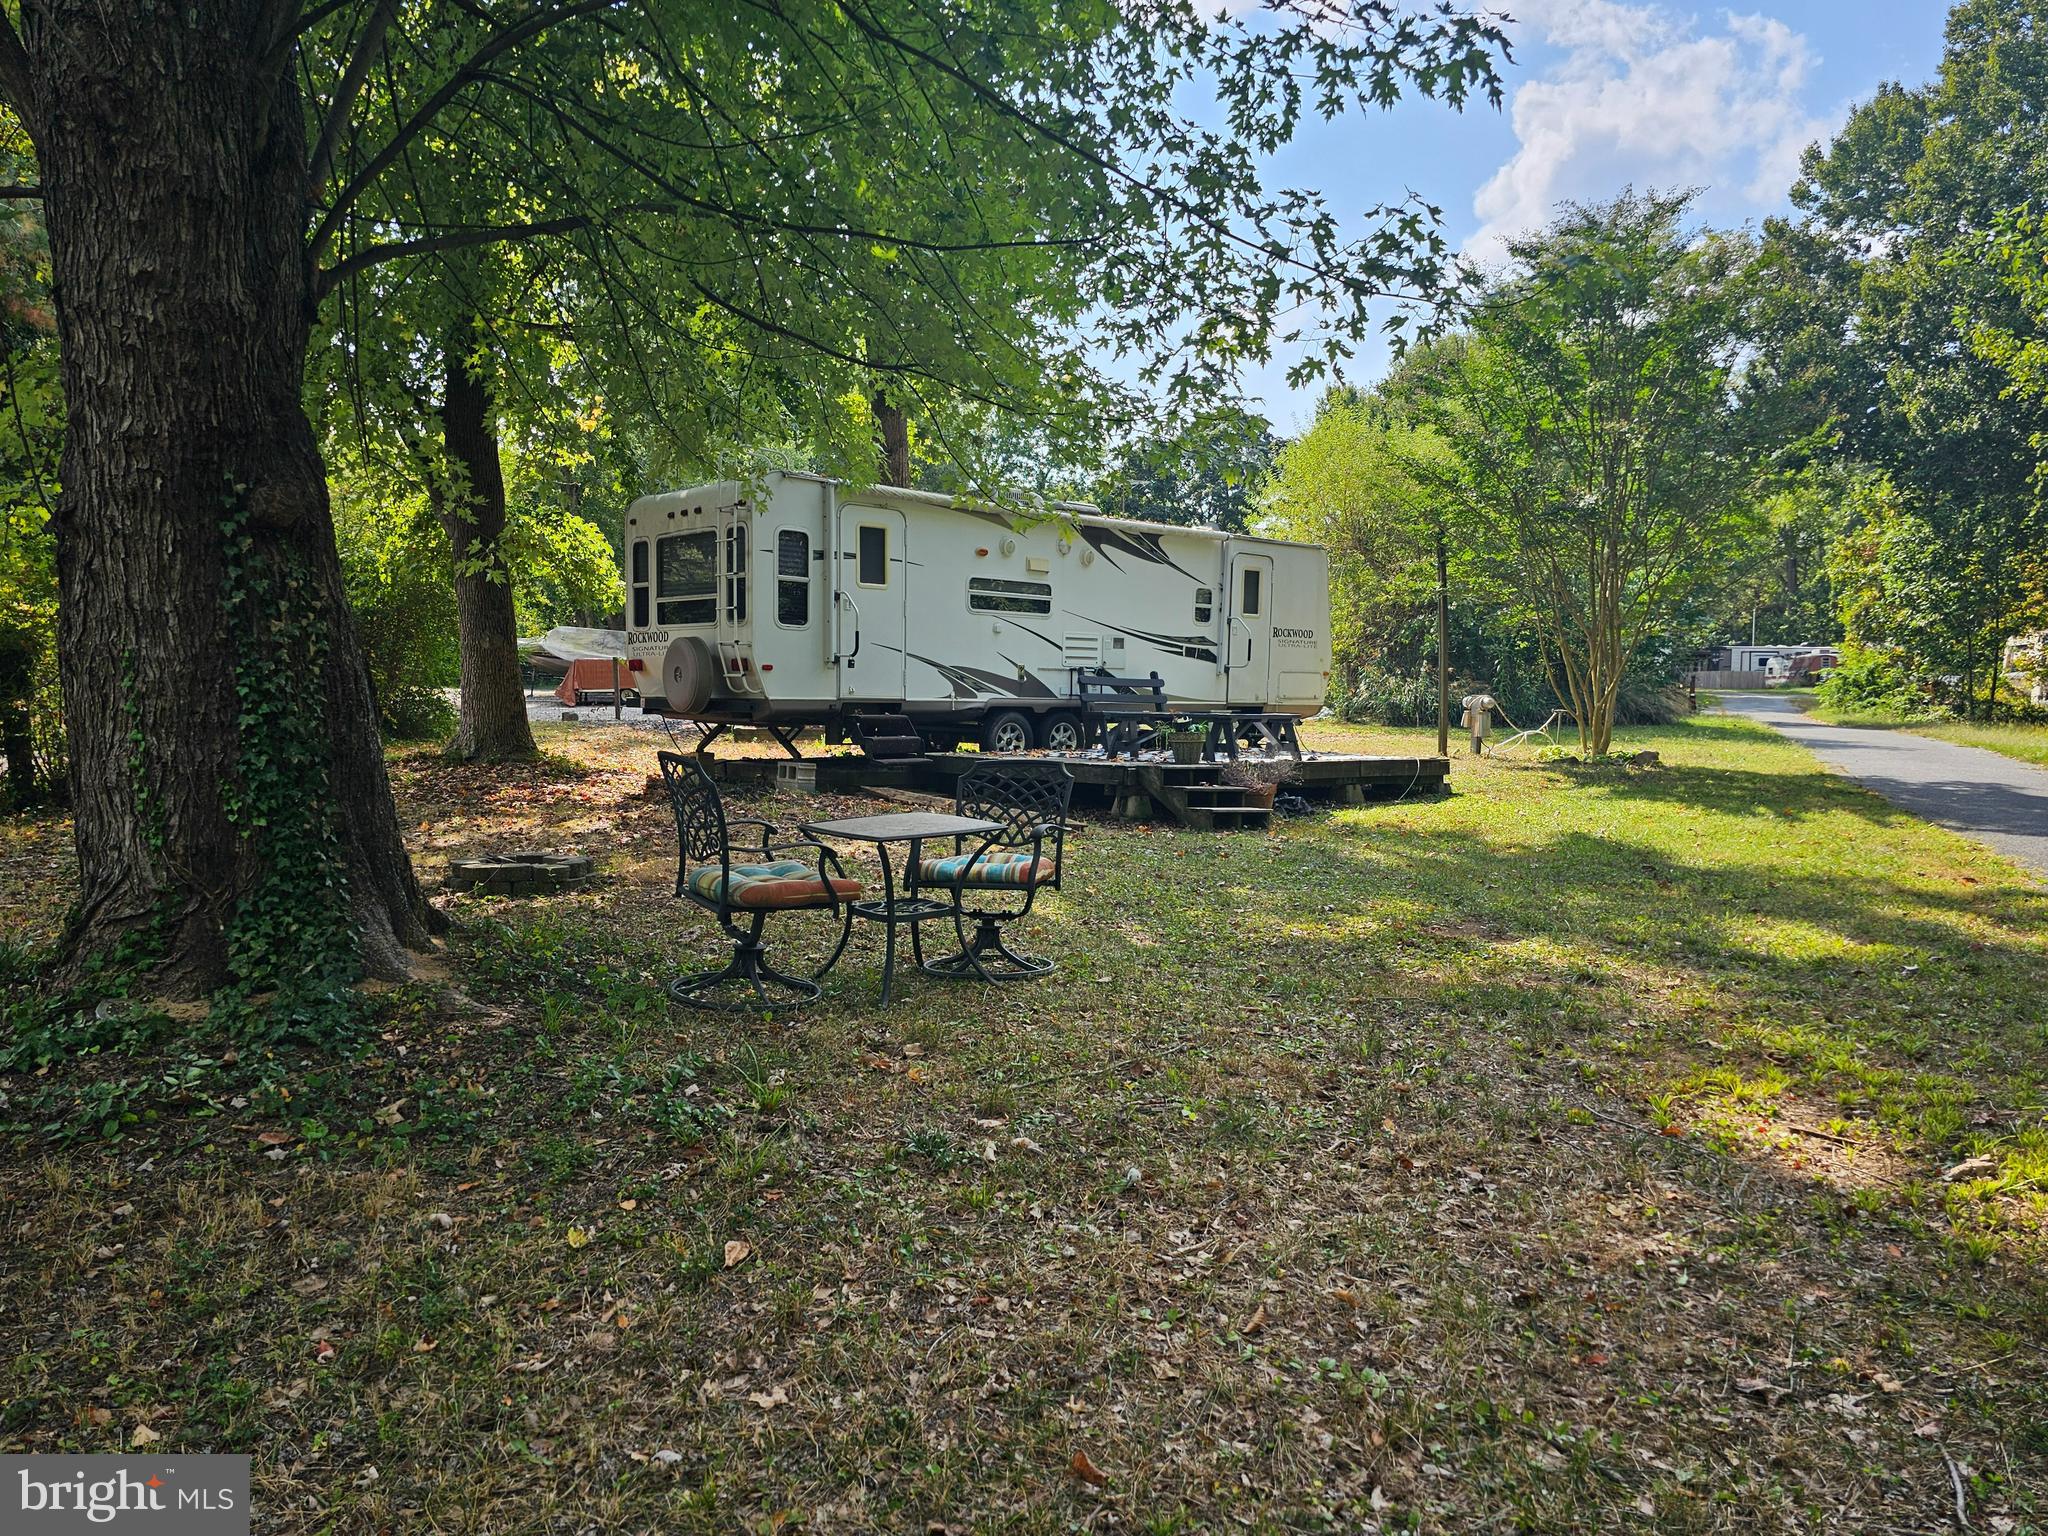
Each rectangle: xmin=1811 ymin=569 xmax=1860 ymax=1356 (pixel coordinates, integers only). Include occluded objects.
xmin=955 ymin=763 xmax=1073 ymax=849
xmin=657 ymin=751 xmax=730 ymax=892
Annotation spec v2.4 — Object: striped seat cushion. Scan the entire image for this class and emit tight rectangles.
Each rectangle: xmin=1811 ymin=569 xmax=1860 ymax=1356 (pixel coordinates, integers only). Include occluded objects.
xmin=686 ymin=861 xmax=862 ymax=908
xmin=916 ymin=849 xmax=1055 ymax=887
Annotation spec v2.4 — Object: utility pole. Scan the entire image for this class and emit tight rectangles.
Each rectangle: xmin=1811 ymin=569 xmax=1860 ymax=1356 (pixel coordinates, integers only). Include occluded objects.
xmin=1435 ymin=523 xmax=1450 ymax=758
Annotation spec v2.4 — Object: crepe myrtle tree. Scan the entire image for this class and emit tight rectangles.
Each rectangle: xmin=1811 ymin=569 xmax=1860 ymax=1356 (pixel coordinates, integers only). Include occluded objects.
xmin=0 ymin=0 xmax=1505 ymax=1001
xmin=1421 ymin=193 xmax=1763 ymax=757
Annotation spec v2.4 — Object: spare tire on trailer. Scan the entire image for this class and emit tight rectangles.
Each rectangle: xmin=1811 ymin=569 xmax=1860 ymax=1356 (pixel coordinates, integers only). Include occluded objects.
xmin=662 ymin=635 xmax=723 ymax=715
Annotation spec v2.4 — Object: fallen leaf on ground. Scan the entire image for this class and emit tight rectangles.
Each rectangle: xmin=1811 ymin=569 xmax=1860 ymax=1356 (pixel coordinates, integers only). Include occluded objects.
xmin=1243 ymin=1303 xmax=1267 ymax=1336
xmin=1069 ymin=1449 xmax=1109 ymax=1487
xmin=748 ymin=1385 xmax=789 ymax=1409
xmin=565 ymin=1226 xmax=592 ymax=1249
xmin=130 ymin=1425 xmax=160 ymax=1447
xmin=724 ymin=1240 xmax=753 ymax=1268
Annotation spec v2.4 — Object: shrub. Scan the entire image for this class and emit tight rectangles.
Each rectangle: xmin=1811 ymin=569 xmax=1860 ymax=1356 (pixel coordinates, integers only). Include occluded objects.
xmin=331 ymin=481 xmax=460 ymax=740
xmin=1816 ymin=644 xmax=1929 ymax=719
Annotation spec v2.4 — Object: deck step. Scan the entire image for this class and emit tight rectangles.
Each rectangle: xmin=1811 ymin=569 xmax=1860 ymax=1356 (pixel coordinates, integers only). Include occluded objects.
xmin=1133 ymin=765 xmax=1273 ymax=831
xmin=850 ymin=713 xmax=926 ymax=760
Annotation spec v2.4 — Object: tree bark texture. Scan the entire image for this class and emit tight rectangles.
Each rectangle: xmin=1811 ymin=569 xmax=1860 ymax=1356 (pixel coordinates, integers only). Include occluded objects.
xmin=440 ymin=329 xmax=537 ymax=762
xmin=873 ymin=393 xmax=911 ymax=486
xmin=19 ymin=0 xmax=439 ymax=994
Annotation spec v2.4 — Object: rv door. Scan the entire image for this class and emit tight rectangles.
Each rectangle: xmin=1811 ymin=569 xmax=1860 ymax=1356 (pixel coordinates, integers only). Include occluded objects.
xmin=1226 ymin=551 xmax=1274 ymax=705
xmin=833 ymin=505 xmax=907 ymax=703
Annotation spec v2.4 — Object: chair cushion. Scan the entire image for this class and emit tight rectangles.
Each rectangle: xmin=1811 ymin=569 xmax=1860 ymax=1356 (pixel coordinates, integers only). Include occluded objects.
xmin=687 ymin=861 xmax=862 ymax=908
xmin=916 ymin=849 xmax=1055 ymax=887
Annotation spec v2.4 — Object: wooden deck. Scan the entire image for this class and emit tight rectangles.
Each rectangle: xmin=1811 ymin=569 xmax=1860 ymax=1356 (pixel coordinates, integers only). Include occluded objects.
xmin=706 ymin=749 xmax=1449 ymax=829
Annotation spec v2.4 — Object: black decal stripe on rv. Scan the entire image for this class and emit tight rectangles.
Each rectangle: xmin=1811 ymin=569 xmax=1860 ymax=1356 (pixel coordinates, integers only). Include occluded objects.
xmin=955 ymin=506 xmax=1014 ymax=531
xmin=1077 ymin=523 xmax=1203 ymax=583
xmin=994 ymin=655 xmax=1059 ymax=696
xmin=903 ymin=652 xmax=981 ymax=699
xmin=1076 ymin=615 xmax=1221 ymax=664
xmin=999 ymin=620 xmax=1062 ymax=651
xmin=905 ymin=653 xmax=1057 ymax=699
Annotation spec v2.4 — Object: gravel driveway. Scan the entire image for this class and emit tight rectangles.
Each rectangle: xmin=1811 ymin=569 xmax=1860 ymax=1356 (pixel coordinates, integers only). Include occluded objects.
xmin=1716 ymin=691 xmax=2048 ymax=882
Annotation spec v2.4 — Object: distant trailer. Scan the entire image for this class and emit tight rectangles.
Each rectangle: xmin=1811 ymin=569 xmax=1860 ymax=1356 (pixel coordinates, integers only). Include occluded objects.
xmin=618 ymin=471 xmax=1333 ymax=753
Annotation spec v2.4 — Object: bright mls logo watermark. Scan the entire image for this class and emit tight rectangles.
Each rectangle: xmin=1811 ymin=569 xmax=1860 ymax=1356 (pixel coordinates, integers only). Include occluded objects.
xmin=2 ymin=1456 xmax=250 ymax=1534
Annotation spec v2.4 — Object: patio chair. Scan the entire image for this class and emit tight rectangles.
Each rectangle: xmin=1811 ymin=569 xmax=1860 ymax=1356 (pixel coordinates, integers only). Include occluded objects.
xmin=916 ymin=762 xmax=1073 ymax=983
xmin=657 ymin=751 xmax=861 ymax=1012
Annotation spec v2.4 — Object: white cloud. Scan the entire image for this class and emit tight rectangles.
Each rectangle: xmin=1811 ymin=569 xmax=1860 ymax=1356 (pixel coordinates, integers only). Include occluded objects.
xmin=1468 ymin=2 xmax=1837 ymax=263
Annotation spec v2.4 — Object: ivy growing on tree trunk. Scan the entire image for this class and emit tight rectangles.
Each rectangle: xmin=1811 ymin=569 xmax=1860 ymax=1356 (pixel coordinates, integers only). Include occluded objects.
xmin=0 ymin=0 xmax=1504 ymax=1000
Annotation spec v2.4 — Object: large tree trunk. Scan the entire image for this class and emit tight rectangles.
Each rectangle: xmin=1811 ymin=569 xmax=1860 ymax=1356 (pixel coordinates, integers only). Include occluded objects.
xmin=21 ymin=1 xmax=438 ymax=996
xmin=873 ymin=392 xmax=911 ymax=486
xmin=440 ymin=328 xmax=537 ymax=762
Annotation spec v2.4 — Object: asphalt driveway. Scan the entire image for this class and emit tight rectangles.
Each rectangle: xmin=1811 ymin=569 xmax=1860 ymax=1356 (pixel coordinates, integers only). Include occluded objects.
xmin=1716 ymin=691 xmax=2048 ymax=882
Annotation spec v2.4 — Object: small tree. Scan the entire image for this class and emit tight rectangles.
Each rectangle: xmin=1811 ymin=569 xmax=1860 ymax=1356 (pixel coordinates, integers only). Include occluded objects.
xmin=1265 ymin=387 xmax=1462 ymax=752
xmin=1424 ymin=193 xmax=1761 ymax=755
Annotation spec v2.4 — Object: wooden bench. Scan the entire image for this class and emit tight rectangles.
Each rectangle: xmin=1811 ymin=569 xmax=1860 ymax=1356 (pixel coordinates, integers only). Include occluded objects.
xmin=1074 ymin=670 xmax=1167 ymax=715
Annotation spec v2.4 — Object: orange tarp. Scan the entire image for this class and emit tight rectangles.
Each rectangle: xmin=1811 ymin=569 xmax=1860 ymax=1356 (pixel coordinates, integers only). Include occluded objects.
xmin=554 ymin=657 xmax=627 ymax=705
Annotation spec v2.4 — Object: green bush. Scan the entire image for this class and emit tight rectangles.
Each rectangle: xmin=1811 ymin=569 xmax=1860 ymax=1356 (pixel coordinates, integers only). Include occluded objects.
xmin=1816 ymin=644 xmax=1929 ymax=719
xmin=1337 ymin=665 xmax=1682 ymax=731
xmin=331 ymin=480 xmax=460 ymax=740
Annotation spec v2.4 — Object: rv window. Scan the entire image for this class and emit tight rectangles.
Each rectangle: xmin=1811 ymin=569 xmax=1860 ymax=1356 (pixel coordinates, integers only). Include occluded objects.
xmin=857 ymin=524 xmax=888 ymax=586
xmin=776 ymin=530 xmax=810 ymax=626
xmin=1194 ymin=586 xmax=1213 ymax=624
xmin=656 ymin=531 xmax=716 ymax=626
xmin=723 ymin=521 xmax=748 ymax=624
xmin=968 ymin=576 xmax=1052 ymax=616
xmin=626 ymin=544 xmax=651 ymax=634
xmin=631 ymin=539 xmax=651 ymax=628
xmin=1241 ymin=567 xmax=1262 ymax=617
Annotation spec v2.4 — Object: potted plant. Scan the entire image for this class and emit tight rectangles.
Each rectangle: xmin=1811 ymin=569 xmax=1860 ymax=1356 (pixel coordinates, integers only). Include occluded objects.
xmin=1218 ymin=756 xmax=1294 ymax=807
xmin=1164 ymin=728 xmax=1206 ymax=765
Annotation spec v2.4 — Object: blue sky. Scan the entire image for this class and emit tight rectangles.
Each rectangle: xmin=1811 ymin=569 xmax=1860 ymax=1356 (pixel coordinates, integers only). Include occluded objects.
xmin=1236 ymin=0 xmax=1952 ymax=430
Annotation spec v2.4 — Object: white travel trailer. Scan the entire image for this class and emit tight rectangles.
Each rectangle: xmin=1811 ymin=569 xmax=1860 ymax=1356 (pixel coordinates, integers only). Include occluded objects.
xmin=621 ymin=471 xmax=1332 ymax=752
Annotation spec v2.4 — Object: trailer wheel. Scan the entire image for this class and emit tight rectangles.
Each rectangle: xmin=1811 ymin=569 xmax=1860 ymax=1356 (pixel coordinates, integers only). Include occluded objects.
xmin=980 ymin=710 xmax=1033 ymax=755
xmin=1038 ymin=711 xmax=1085 ymax=753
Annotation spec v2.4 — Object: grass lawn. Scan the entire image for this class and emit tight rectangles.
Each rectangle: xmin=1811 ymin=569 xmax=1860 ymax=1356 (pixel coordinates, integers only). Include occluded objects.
xmin=1910 ymin=721 xmax=2048 ymax=769
xmin=2 ymin=714 xmax=2045 ymax=1532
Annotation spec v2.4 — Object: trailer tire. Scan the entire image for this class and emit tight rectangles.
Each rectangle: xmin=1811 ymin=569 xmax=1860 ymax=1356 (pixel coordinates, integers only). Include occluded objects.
xmin=980 ymin=710 xmax=1034 ymax=755
xmin=1038 ymin=711 xmax=1085 ymax=753
xmin=661 ymin=636 xmax=722 ymax=716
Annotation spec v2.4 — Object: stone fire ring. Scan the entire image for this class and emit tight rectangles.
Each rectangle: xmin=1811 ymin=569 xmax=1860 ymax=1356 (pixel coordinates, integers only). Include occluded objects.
xmin=445 ymin=851 xmax=594 ymax=897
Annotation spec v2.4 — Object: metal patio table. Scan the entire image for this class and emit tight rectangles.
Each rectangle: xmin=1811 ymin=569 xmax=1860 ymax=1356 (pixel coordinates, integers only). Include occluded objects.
xmin=797 ymin=811 xmax=1004 ymax=1006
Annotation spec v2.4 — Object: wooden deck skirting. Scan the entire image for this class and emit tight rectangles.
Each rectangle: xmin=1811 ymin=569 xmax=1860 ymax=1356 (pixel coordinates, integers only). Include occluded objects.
xmin=705 ymin=750 xmax=1450 ymax=829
